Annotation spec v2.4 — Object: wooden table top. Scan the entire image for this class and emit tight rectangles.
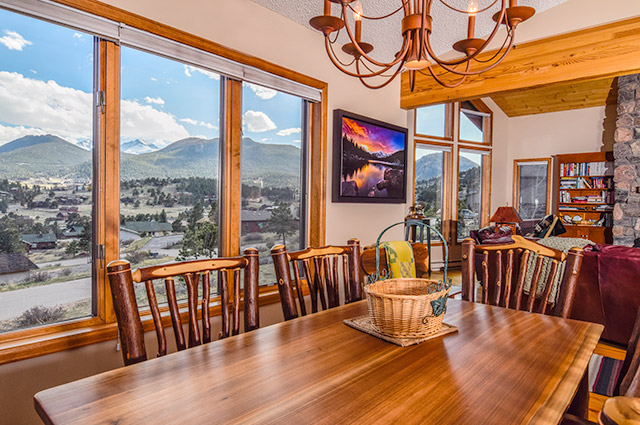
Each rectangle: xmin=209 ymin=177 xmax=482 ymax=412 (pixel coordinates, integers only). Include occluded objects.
xmin=34 ymin=300 xmax=603 ymax=425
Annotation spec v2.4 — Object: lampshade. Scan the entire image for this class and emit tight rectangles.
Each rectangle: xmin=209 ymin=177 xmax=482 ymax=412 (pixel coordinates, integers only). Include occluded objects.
xmin=490 ymin=206 xmax=523 ymax=224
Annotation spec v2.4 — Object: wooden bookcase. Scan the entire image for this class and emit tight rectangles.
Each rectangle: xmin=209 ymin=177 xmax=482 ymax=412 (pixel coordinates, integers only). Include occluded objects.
xmin=554 ymin=152 xmax=614 ymax=244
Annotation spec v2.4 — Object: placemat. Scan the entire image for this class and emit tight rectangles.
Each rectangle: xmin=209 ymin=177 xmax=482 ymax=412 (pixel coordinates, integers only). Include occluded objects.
xmin=344 ymin=315 xmax=458 ymax=346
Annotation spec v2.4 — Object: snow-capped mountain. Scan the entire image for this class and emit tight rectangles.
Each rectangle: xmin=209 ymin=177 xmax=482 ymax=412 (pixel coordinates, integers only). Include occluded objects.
xmin=121 ymin=139 xmax=160 ymax=154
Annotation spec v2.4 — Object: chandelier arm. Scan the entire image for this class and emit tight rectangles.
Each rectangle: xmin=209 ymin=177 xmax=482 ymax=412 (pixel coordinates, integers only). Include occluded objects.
xmin=422 ymin=0 xmax=507 ymax=66
xmin=324 ymin=37 xmax=398 ymax=78
xmin=355 ymin=61 xmax=404 ymax=89
xmin=327 ymin=8 xmax=345 ymax=44
xmin=340 ymin=3 xmax=411 ymax=68
xmin=430 ymin=34 xmax=514 ymax=76
xmin=326 ymin=37 xmax=358 ymax=67
xmin=346 ymin=1 xmax=409 ymax=20
xmin=438 ymin=0 xmax=500 ymax=14
xmin=473 ymin=28 xmax=512 ymax=63
xmin=419 ymin=64 xmax=468 ymax=88
xmin=359 ymin=58 xmax=404 ymax=78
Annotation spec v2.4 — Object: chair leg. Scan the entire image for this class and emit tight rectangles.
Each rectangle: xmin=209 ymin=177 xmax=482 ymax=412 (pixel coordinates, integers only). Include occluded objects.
xmin=566 ymin=371 xmax=589 ymax=419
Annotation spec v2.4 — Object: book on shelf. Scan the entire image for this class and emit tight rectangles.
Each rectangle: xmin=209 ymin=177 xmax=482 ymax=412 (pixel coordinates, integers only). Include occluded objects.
xmin=560 ymin=161 xmax=614 ymax=177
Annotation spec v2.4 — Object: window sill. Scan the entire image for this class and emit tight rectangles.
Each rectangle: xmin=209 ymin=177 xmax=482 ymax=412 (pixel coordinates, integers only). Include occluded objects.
xmin=0 ymin=286 xmax=284 ymax=366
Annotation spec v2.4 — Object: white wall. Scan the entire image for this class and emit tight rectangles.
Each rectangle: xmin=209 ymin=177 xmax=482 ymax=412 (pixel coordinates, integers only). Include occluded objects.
xmin=490 ymin=105 xmax=615 ymax=208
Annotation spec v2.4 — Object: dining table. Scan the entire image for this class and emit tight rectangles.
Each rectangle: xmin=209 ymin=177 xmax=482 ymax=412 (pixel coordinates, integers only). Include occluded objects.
xmin=34 ymin=299 xmax=603 ymax=425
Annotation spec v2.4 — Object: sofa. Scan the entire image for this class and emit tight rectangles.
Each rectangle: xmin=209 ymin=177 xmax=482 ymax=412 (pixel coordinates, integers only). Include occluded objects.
xmin=571 ymin=244 xmax=640 ymax=346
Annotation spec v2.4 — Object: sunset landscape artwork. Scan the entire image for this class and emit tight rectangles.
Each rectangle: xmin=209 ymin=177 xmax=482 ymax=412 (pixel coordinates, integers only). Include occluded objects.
xmin=333 ymin=110 xmax=407 ymax=203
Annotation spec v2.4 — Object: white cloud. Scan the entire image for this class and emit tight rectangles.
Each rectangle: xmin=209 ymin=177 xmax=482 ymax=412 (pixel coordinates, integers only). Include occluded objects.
xmin=73 ymin=33 xmax=83 ymax=39
xmin=292 ymin=139 xmax=301 ymax=145
xmin=260 ymin=138 xmax=271 ymax=142
xmin=144 ymin=96 xmax=165 ymax=106
xmin=0 ymin=30 xmax=32 ymax=51
xmin=120 ymin=101 xmax=190 ymax=145
xmin=184 ymin=65 xmax=220 ymax=80
xmin=243 ymin=110 xmax=276 ymax=133
xmin=246 ymin=83 xmax=277 ymax=100
xmin=29 ymin=69 xmax=37 ymax=74
xmin=179 ymin=117 xmax=217 ymax=130
xmin=276 ymin=127 xmax=301 ymax=137
xmin=150 ymin=77 xmax=158 ymax=82
xmin=0 ymin=71 xmax=190 ymax=146
xmin=0 ymin=124 xmax=46 ymax=145
xmin=0 ymin=71 xmax=92 ymax=144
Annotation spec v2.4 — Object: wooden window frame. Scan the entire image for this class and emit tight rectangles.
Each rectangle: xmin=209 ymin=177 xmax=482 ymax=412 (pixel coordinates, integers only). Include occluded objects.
xmin=457 ymin=99 xmax=493 ymax=146
xmin=454 ymin=145 xmax=492 ymax=242
xmin=513 ymin=157 xmax=552 ymax=219
xmin=413 ymin=104 xmax=454 ymax=141
xmin=412 ymin=140 xmax=452 ymax=246
xmin=0 ymin=0 xmax=327 ymax=365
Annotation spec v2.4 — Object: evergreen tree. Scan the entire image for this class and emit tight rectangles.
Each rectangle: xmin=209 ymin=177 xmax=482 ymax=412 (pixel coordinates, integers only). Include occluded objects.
xmin=266 ymin=202 xmax=297 ymax=246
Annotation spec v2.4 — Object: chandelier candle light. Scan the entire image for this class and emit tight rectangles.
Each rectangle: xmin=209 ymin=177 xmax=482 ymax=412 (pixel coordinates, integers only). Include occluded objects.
xmin=309 ymin=0 xmax=535 ymax=90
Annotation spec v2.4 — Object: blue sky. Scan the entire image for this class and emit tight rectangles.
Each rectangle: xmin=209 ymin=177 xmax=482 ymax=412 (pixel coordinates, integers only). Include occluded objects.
xmin=0 ymin=8 xmax=302 ymax=149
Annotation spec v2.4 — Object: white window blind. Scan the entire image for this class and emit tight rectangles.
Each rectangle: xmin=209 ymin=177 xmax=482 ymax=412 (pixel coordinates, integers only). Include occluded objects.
xmin=0 ymin=0 xmax=322 ymax=102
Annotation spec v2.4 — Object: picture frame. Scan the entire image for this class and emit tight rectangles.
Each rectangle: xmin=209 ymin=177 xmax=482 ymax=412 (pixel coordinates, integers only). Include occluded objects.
xmin=332 ymin=109 xmax=408 ymax=203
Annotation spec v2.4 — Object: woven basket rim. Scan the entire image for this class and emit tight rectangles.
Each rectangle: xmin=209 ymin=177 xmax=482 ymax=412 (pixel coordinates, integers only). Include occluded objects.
xmin=365 ymin=278 xmax=449 ymax=299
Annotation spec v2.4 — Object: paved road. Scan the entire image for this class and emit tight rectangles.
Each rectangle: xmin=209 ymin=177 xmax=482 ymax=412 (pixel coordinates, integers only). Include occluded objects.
xmin=0 ymin=277 xmax=91 ymax=321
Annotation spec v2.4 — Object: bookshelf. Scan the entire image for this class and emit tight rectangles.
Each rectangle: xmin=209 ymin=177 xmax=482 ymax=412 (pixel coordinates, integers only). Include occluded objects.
xmin=554 ymin=152 xmax=614 ymax=244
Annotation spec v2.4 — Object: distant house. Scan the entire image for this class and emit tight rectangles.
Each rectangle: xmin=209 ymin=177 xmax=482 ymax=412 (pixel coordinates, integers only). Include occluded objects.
xmin=55 ymin=211 xmax=68 ymax=221
xmin=62 ymin=225 xmax=85 ymax=238
xmin=59 ymin=206 xmax=79 ymax=213
xmin=21 ymin=233 xmax=57 ymax=250
xmin=241 ymin=210 xmax=271 ymax=233
xmin=121 ymin=221 xmax=172 ymax=236
xmin=0 ymin=253 xmax=38 ymax=274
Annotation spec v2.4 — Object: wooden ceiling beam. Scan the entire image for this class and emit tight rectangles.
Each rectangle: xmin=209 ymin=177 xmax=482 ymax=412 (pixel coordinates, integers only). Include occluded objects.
xmin=400 ymin=16 xmax=640 ymax=110
xmin=491 ymin=77 xmax=617 ymax=117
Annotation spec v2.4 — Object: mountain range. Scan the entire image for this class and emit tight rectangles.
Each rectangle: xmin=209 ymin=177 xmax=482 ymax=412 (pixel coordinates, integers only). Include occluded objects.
xmin=415 ymin=152 xmax=479 ymax=182
xmin=0 ymin=134 xmax=301 ymax=185
xmin=120 ymin=139 xmax=161 ymax=154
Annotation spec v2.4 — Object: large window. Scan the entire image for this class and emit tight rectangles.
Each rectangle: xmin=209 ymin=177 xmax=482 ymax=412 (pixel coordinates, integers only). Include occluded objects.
xmin=414 ymin=99 xmax=492 ymax=250
xmin=457 ymin=150 xmax=487 ymax=240
xmin=120 ymin=46 xmax=221 ymax=305
xmin=0 ymin=1 xmax=325 ymax=355
xmin=0 ymin=10 xmax=94 ymax=333
xmin=240 ymin=83 xmax=305 ymax=286
xmin=514 ymin=158 xmax=551 ymax=220
xmin=414 ymin=145 xmax=447 ymax=234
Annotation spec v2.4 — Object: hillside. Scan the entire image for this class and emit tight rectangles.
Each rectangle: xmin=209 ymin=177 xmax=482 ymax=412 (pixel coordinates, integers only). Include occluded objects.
xmin=0 ymin=135 xmax=92 ymax=179
xmin=0 ymin=135 xmax=301 ymax=185
xmin=415 ymin=152 xmax=478 ymax=181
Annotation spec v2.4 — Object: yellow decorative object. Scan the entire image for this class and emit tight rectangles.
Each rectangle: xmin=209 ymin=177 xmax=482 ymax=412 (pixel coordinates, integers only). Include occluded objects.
xmin=382 ymin=241 xmax=416 ymax=279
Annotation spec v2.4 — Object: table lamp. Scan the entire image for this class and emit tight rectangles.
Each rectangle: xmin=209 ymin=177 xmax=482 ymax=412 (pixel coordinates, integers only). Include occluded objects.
xmin=490 ymin=206 xmax=522 ymax=235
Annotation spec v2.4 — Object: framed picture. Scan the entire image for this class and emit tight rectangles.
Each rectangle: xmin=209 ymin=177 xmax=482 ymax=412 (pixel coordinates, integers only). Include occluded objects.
xmin=333 ymin=109 xmax=408 ymax=203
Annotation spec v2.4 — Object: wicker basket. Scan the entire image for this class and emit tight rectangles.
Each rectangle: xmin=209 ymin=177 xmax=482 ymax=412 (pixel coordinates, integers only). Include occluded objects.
xmin=365 ymin=278 xmax=451 ymax=338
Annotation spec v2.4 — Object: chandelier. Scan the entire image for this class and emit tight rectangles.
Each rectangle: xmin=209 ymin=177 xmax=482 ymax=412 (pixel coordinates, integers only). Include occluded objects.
xmin=309 ymin=0 xmax=535 ymax=90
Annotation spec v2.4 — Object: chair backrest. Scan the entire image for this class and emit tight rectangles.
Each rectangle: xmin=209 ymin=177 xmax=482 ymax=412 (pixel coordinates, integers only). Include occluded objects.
xmin=107 ymin=248 xmax=259 ymax=366
xmin=461 ymin=235 xmax=583 ymax=318
xmin=270 ymin=239 xmax=363 ymax=321
xmin=360 ymin=242 xmax=430 ymax=278
xmin=617 ymin=307 xmax=640 ymax=397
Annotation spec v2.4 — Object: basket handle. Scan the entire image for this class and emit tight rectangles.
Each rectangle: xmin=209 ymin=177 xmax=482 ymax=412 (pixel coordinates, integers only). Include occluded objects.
xmin=371 ymin=221 xmax=449 ymax=285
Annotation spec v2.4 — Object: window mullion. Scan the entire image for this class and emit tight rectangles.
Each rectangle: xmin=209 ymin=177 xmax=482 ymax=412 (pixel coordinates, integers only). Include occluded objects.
xmin=220 ymin=77 xmax=243 ymax=257
xmin=101 ymin=39 xmax=121 ymax=323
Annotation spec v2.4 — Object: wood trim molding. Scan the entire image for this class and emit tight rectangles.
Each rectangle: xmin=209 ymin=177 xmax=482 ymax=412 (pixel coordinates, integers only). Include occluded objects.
xmin=0 ymin=287 xmax=286 ymax=366
xmin=513 ymin=158 xmax=552 ymax=217
xmin=308 ymin=92 xmax=327 ymax=247
xmin=401 ymin=16 xmax=640 ymax=109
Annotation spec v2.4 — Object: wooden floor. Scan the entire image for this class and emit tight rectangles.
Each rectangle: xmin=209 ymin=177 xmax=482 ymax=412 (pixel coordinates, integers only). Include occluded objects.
xmin=442 ymin=266 xmax=626 ymax=422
